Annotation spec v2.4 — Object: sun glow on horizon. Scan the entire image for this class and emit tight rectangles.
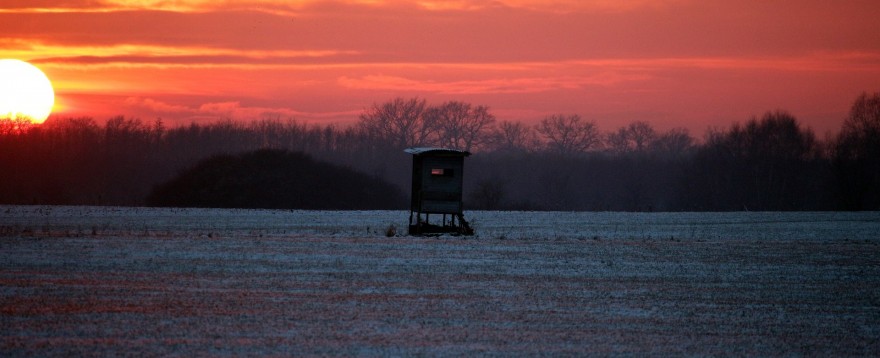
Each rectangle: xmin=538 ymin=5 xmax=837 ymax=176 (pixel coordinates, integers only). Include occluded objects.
xmin=0 ymin=59 xmax=55 ymax=124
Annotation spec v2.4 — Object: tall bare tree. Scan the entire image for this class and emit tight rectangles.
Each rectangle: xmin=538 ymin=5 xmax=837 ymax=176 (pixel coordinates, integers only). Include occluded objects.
xmin=650 ymin=127 xmax=695 ymax=159
xmin=834 ymin=91 xmax=880 ymax=209
xmin=687 ymin=111 xmax=821 ymax=210
xmin=840 ymin=92 xmax=880 ymax=140
xmin=535 ymin=114 xmax=601 ymax=155
xmin=490 ymin=120 xmax=536 ymax=153
xmin=0 ymin=115 xmax=33 ymax=135
xmin=607 ymin=121 xmax=657 ymax=154
xmin=357 ymin=97 xmax=434 ymax=149
xmin=427 ymin=101 xmax=495 ymax=151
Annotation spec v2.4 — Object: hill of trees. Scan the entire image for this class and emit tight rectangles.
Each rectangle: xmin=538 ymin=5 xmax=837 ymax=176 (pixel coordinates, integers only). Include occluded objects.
xmin=147 ymin=149 xmax=405 ymax=210
xmin=1 ymin=92 xmax=877 ymax=211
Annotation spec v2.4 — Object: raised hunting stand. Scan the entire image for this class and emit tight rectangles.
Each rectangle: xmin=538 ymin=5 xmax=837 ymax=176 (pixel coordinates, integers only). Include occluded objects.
xmin=405 ymin=148 xmax=474 ymax=236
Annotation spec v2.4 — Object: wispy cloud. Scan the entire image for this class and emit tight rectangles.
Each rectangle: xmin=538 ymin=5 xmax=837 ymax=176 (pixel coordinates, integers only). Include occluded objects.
xmin=0 ymin=0 xmax=297 ymax=14
xmin=490 ymin=0 xmax=689 ymax=13
xmin=0 ymin=40 xmax=361 ymax=71
xmin=338 ymin=72 xmax=651 ymax=94
xmin=0 ymin=0 xmax=404 ymax=15
xmin=124 ymin=97 xmax=191 ymax=113
xmin=123 ymin=96 xmax=359 ymax=122
xmin=5 ymin=41 xmax=356 ymax=62
xmin=569 ymin=52 xmax=880 ymax=72
xmin=0 ymin=0 xmax=684 ymax=14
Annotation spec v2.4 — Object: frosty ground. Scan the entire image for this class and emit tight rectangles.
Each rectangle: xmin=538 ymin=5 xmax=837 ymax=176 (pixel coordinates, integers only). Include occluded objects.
xmin=1 ymin=206 xmax=879 ymax=356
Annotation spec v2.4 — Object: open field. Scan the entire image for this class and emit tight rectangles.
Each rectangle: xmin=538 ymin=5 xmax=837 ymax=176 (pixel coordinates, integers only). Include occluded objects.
xmin=2 ymin=206 xmax=879 ymax=355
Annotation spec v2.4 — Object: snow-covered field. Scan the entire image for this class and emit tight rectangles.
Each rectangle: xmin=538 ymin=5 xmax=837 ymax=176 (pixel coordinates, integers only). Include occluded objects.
xmin=2 ymin=206 xmax=879 ymax=355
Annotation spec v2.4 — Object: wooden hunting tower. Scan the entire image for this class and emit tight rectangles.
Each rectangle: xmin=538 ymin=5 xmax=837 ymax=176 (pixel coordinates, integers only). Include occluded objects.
xmin=405 ymin=147 xmax=474 ymax=235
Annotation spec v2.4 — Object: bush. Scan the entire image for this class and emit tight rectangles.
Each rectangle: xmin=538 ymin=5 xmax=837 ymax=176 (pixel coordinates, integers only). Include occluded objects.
xmin=147 ymin=149 xmax=406 ymax=210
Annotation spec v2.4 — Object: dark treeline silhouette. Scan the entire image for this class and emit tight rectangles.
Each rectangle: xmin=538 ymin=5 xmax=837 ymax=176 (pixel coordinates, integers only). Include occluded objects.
xmin=1 ymin=92 xmax=878 ymax=211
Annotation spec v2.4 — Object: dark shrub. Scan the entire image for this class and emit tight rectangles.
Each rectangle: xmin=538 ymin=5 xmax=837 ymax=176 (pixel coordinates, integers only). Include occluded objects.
xmin=148 ymin=149 xmax=405 ymax=210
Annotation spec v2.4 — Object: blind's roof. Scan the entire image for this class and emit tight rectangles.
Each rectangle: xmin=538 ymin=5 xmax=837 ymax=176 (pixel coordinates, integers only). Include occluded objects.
xmin=404 ymin=147 xmax=471 ymax=157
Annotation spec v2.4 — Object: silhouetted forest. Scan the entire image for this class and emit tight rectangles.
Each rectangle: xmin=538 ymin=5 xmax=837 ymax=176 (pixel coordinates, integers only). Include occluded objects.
xmin=1 ymin=93 xmax=878 ymax=211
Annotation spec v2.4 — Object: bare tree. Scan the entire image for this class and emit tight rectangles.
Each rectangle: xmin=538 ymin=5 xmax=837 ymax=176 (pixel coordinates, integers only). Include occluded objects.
xmin=841 ymin=92 xmax=880 ymax=138
xmin=834 ymin=91 xmax=880 ymax=209
xmin=535 ymin=114 xmax=601 ymax=155
xmin=650 ymin=127 xmax=695 ymax=159
xmin=104 ymin=116 xmax=150 ymax=149
xmin=627 ymin=121 xmax=656 ymax=152
xmin=357 ymin=97 xmax=434 ymax=149
xmin=253 ymin=118 xmax=290 ymax=149
xmin=687 ymin=111 xmax=821 ymax=210
xmin=490 ymin=120 xmax=536 ymax=153
xmin=0 ymin=115 xmax=33 ymax=135
xmin=606 ymin=127 xmax=629 ymax=154
xmin=427 ymin=101 xmax=495 ymax=151
xmin=42 ymin=117 xmax=101 ymax=146
xmin=607 ymin=121 xmax=657 ymax=154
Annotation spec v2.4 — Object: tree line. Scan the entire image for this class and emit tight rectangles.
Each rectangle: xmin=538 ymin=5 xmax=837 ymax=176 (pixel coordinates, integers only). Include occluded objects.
xmin=1 ymin=92 xmax=877 ymax=211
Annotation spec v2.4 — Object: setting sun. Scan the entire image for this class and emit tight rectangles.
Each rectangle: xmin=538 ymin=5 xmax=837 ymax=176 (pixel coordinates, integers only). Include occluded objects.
xmin=0 ymin=59 xmax=55 ymax=124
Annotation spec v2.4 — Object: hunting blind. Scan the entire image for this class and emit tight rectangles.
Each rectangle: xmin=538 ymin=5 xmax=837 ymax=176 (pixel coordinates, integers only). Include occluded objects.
xmin=405 ymin=147 xmax=474 ymax=236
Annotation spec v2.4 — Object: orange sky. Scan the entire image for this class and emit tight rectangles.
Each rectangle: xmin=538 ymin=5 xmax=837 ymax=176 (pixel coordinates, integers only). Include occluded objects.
xmin=3 ymin=0 xmax=879 ymax=134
